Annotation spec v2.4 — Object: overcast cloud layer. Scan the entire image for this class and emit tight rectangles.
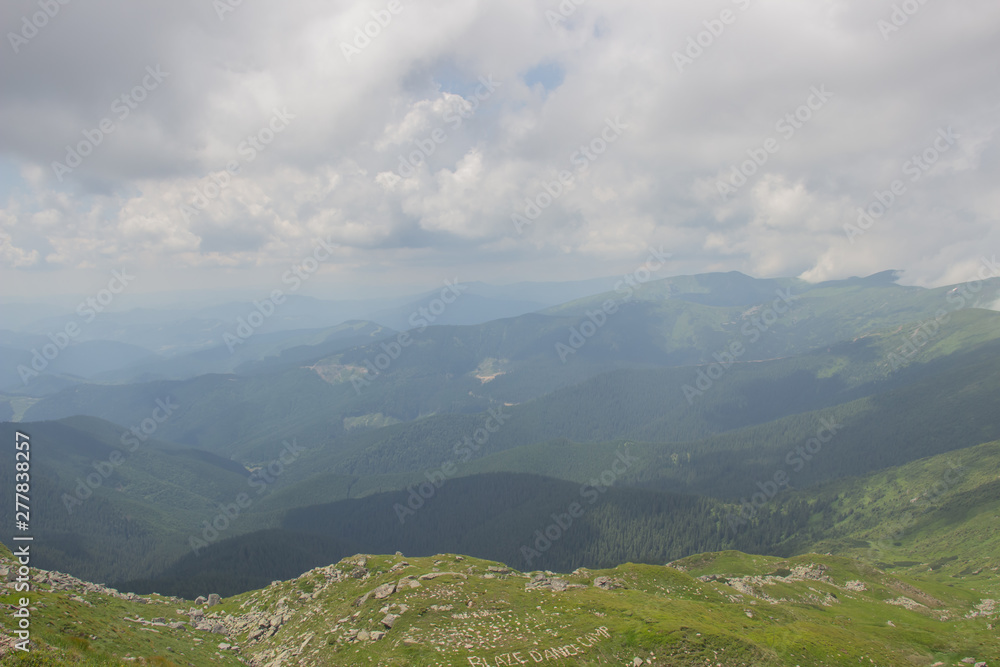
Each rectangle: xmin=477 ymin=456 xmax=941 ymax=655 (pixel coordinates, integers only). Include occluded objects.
xmin=1 ymin=0 xmax=998 ymax=300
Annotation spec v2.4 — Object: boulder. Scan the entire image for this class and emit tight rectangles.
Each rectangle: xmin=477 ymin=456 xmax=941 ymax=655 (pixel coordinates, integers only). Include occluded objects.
xmin=594 ymin=576 xmax=623 ymax=591
xmin=419 ymin=572 xmax=468 ymax=581
xmin=373 ymin=583 xmax=396 ymax=600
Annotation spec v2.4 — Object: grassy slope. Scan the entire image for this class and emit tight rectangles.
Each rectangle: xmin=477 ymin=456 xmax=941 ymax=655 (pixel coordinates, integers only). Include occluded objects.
xmin=2 ymin=546 xmax=996 ymax=666
xmin=790 ymin=440 xmax=1000 ymax=580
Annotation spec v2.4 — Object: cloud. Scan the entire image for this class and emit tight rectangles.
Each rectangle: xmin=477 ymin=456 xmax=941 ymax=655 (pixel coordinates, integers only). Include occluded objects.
xmin=1 ymin=0 xmax=998 ymax=296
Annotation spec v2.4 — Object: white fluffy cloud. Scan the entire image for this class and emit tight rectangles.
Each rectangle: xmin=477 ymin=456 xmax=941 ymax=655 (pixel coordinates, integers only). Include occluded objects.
xmin=1 ymin=0 xmax=998 ymax=296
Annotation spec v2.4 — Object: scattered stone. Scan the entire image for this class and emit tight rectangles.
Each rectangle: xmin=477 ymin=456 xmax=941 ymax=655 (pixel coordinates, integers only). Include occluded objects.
xmin=594 ymin=576 xmax=623 ymax=590
xmin=886 ymin=597 xmax=926 ymax=612
xmin=195 ymin=596 xmax=207 ymax=605
xmin=207 ymin=594 xmax=221 ymax=607
xmin=219 ymin=643 xmax=231 ymax=650
xmin=370 ymin=630 xmax=386 ymax=641
xmin=633 ymin=658 xmax=643 ymax=667
xmin=419 ymin=572 xmax=468 ymax=581
xmin=845 ymin=581 xmax=866 ymax=592
xmin=526 ymin=574 xmax=579 ymax=591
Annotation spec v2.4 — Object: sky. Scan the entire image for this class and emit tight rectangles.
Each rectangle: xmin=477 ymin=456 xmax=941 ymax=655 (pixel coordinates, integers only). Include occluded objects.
xmin=1 ymin=0 xmax=998 ymax=302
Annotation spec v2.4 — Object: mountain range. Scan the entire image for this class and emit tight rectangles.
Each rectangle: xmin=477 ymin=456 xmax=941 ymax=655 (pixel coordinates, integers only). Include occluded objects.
xmin=2 ymin=269 xmax=999 ymax=666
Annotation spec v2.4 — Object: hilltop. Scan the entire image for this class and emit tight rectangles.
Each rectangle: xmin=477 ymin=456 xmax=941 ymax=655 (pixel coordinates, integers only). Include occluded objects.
xmin=1 ymin=545 xmax=997 ymax=666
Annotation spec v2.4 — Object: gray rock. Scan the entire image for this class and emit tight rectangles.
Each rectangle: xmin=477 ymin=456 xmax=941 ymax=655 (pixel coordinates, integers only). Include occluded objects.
xmin=168 ymin=622 xmax=186 ymax=630
xmin=594 ymin=576 xmax=623 ymax=590
xmin=370 ymin=630 xmax=386 ymax=641
xmin=526 ymin=574 xmax=570 ymax=591
xmin=382 ymin=613 xmax=400 ymax=629
xmin=207 ymin=593 xmax=221 ymax=607
xmin=372 ymin=583 xmax=396 ymax=599
xmin=194 ymin=596 xmax=207 ymax=605
xmin=419 ymin=572 xmax=468 ymax=581
xmin=357 ymin=629 xmax=370 ymax=642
